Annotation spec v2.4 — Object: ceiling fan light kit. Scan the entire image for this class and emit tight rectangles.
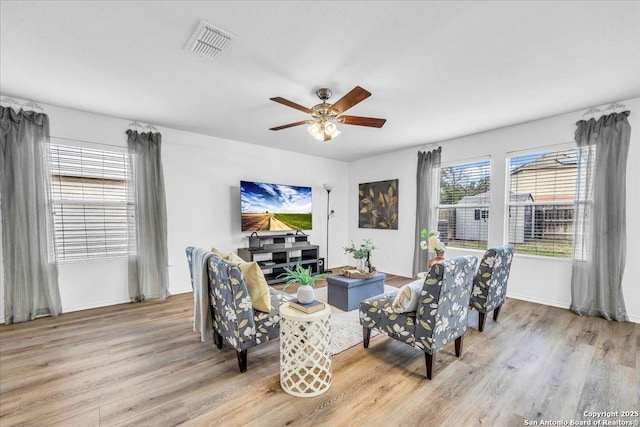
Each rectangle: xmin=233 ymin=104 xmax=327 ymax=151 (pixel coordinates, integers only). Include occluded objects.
xmin=308 ymin=120 xmax=341 ymax=142
xmin=270 ymin=86 xmax=386 ymax=141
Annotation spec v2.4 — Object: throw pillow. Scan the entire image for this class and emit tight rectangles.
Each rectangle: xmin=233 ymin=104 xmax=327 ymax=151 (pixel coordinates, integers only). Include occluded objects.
xmin=211 ymin=247 xmax=229 ymax=258
xmin=225 ymin=252 xmax=246 ymax=265
xmin=391 ymin=279 xmax=424 ymax=313
xmin=237 ymin=262 xmax=272 ymax=313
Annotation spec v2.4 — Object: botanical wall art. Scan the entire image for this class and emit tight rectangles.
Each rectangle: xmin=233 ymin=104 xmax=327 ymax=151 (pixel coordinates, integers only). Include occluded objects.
xmin=358 ymin=179 xmax=398 ymax=229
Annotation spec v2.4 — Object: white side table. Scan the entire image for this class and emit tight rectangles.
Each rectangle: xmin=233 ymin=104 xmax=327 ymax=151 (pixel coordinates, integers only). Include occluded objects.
xmin=279 ymin=302 xmax=332 ymax=397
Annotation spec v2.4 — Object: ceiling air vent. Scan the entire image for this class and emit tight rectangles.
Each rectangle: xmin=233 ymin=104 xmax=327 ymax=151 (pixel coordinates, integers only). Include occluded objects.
xmin=186 ymin=20 xmax=235 ymax=59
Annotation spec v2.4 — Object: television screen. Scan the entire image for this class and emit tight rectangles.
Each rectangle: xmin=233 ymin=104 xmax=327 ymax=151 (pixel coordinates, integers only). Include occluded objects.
xmin=240 ymin=180 xmax=312 ymax=232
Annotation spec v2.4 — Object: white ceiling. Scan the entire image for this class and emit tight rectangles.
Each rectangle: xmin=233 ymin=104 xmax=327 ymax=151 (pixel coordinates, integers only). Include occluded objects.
xmin=1 ymin=1 xmax=639 ymax=161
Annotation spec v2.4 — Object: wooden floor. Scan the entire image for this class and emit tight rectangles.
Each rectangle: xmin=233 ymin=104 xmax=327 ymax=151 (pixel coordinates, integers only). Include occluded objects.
xmin=1 ymin=273 xmax=638 ymax=427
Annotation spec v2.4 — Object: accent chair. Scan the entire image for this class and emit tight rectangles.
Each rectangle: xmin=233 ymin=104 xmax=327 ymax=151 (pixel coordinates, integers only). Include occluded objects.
xmin=359 ymin=256 xmax=478 ymax=379
xmin=186 ymin=247 xmax=287 ymax=372
xmin=469 ymin=245 xmax=514 ymax=332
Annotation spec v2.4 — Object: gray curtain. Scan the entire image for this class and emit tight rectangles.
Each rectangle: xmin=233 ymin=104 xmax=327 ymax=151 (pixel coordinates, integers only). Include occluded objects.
xmin=413 ymin=147 xmax=441 ymax=276
xmin=126 ymin=130 xmax=169 ymax=301
xmin=0 ymin=106 xmax=62 ymax=323
xmin=570 ymin=111 xmax=630 ymax=321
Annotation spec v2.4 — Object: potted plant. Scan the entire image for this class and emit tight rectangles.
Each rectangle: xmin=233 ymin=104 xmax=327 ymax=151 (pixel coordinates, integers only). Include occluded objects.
xmin=343 ymin=239 xmax=376 ymax=272
xmin=278 ymin=264 xmax=327 ymax=304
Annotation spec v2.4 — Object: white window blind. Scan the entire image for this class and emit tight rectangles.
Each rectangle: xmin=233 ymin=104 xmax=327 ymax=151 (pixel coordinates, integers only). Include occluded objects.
xmin=438 ymin=158 xmax=491 ymax=250
xmin=50 ymin=144 xmax=132 ymax=261
xmin=506 ymin=146 xmax=579 ymax=258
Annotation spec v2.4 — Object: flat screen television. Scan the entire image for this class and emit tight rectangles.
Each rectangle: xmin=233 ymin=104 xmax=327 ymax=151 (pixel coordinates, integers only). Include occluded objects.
xmin=240 ymin=180 xmax=312 ymax=232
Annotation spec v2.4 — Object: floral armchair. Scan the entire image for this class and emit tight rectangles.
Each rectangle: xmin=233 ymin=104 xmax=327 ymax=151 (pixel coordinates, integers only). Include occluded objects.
xmin=186 ymin=247 xmax=288 ymax=372
xmin=469 ymin=245 xmax=514 ymax=332
xmin=359 ymin=256 xmax=478 ymax=379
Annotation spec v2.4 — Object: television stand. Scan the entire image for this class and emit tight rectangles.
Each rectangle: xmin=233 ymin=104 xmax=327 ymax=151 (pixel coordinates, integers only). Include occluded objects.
xmin=238 ymin=233 xmax=319 ymax=285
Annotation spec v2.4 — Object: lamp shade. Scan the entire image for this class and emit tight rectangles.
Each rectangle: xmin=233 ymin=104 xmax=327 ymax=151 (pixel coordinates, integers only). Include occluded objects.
xmin=323 ymin=183 xmax=335 ymax=192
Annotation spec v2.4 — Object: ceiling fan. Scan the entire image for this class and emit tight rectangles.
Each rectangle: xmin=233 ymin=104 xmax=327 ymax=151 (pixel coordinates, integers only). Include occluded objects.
xmin=269 ymin=86 xmax=386 ymax=141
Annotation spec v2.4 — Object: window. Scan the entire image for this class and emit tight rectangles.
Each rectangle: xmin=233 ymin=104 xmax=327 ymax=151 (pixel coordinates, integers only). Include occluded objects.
xmin=438 ymin=158 xmax=491 ymax=250
xmin=506 ymin=146 xmax=579 ymax=258
xmin=50 ymin=143 xmax=132 ymax=261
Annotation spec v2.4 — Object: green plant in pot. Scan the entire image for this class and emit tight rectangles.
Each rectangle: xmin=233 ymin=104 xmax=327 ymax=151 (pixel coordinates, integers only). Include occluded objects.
xmin=343 ymin=238 xmax=376 ymax=272
xmin=278 ymin=264 xmax=327 ymax=304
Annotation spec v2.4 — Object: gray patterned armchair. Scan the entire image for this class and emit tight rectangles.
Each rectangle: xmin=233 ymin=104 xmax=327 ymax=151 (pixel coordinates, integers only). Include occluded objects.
xmin=186 ymin=247 xmax=287 ymax=372
xmin=359 ymin=256 xmax=478 ymax=379
xmin=469 ymin=245 xmax=514 ymax=332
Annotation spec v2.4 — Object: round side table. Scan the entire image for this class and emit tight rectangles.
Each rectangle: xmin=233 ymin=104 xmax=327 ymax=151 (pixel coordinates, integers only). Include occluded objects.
xmin=279 ymin=302 xmax=332 ymax=397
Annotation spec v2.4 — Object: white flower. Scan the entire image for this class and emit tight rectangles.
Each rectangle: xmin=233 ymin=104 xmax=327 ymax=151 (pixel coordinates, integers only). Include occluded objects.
xmin=428 ymin=235 xmax=445 ymax=252
xmin=435 ymin=317 xmax=449 ymax=334
xmin=392 ymin=324 xmax=409 ymax=336
xmin=224 ymin=306 xmax=237 ymax=321
xmin=455 ymin=273 xmax=465 ymax=287
xmin=238 ymin=296 xmax=252 ymax=311
xmin=420 ymin=230 xmax=445 ymax=252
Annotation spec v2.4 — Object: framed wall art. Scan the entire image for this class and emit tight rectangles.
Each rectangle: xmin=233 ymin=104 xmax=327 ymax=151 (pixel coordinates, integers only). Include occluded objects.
xmin=358 ymin=179 xmax=398 ymax=229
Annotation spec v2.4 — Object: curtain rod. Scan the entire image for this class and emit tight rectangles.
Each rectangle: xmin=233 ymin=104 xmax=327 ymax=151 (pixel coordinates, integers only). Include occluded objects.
xmin=581 ymin=102 xmax=629 ymax=119
xmin=50 ymin=136 xmax=127 ymax=150
xmin=0 ymin=96 xmax=44 ymax=111
xmin=128 ymin=121 xmax=159 ymax=133
xmin=418 ymin=142 xmax=441 ymax=152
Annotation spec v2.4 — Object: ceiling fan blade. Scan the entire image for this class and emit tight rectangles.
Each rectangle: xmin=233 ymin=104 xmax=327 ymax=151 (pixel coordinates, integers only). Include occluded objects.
xmin=330 ymin=86 xmax=371 ymax=114
xmin=339 ymin=115 xmax=386 ymax=128
xmin=270 ymin=97 xmax=311 ymax=114
xmin=269 ymin=120 xmax=309 ymax=131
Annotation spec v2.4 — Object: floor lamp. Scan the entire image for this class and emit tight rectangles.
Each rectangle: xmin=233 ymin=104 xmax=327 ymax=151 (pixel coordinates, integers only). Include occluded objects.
xmin=323 ymin=183 xmax=335 ymax=273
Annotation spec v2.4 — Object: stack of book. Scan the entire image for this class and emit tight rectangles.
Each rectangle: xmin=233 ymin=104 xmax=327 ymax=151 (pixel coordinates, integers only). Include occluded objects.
xmin=288 ymin=298 xmax=325 ymax=314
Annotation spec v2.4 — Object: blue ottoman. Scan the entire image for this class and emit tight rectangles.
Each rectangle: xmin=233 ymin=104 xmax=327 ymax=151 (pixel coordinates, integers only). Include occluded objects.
xmin=327 ymin=272 xmax=386 ymax=311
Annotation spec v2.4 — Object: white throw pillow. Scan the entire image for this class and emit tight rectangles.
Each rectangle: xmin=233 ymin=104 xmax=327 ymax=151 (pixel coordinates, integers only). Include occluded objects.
xmin=391 ymin=279 xmax=424 ymax=313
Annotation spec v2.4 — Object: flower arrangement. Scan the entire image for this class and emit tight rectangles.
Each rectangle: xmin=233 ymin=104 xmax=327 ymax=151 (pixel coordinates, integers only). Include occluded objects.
xmin=420 ymin=229 xmax=444 ymax=253
xmin=343 ymin=238 xmax=376 ymax=259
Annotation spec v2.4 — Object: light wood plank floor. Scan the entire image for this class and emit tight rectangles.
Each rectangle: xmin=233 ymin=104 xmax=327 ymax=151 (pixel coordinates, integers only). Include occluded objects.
xmin=1 ymin=273 xmax=638 ymax=427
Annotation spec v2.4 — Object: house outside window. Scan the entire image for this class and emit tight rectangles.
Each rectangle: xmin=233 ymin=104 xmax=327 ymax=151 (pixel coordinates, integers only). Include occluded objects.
xmin=506 ymin=145 xmax=578 ymax=258
xmin=49 ymin=143 xmax=133 ymax=261
xmin=438 ymin=158 xmax=491 ymax=250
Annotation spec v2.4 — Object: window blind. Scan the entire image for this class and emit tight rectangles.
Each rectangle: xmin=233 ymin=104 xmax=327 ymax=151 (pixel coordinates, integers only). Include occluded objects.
xmin=438 ymin=159 xmax=491 ymax=250
xmin=50 ymin=144 xmax=132 ymax=261
xmin=506 ymin=147 xmax=579 ymax=258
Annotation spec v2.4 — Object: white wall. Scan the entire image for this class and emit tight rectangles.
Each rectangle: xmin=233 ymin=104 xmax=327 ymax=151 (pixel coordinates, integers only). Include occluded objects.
xmin=1 ymin=98 xmax=637 ymax=323
xmin=348 ymin=97 xmax=640 ymax=322
xmin=0 ymin=103 xmax=349 ymax=321
xmin=161 ymin=125 xmax=349 ymax=296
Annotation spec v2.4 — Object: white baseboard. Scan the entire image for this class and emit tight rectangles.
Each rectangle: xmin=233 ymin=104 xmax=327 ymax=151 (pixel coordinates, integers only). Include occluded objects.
xmin=507 ymin=292 xmax=640 ymax=324
xmin=628 ymin=314 xmax=640 ymax=323
xmin=63 ymin=288 xmax=193 ymax=313
xmin=506 ymin=292 xmax=570 ymax=310
xmin=5 ymin=289 xmax=634 ymax=324
xmin=63 ymin=297 xmax=131 ymax=313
